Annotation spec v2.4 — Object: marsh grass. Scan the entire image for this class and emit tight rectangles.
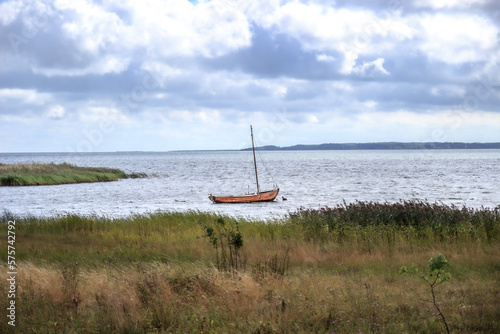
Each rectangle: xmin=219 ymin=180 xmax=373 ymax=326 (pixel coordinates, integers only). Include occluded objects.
xmin=289 ymin=200 xmax=500 ymax=246
xmin=0 ymin=163 xmax=146 ymax=186
xmin=0 ymin=201 xmax=499 ymax=333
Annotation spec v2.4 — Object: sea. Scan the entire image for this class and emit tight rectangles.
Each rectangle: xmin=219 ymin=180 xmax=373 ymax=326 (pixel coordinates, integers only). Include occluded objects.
xmin=1 ymin=150 xmax=499 ymax=220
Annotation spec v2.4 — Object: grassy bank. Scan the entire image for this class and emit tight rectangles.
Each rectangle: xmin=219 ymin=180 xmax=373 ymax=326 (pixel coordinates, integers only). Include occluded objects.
xmin=1 ymin=201 xmax=499 ymax=333
xmin=0 ymin=163 xmax=147 ymax=186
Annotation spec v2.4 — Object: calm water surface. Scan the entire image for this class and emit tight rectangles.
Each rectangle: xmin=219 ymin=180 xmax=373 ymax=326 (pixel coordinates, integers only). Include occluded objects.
xmin=1 ymin=150 xmax=499 ymax=220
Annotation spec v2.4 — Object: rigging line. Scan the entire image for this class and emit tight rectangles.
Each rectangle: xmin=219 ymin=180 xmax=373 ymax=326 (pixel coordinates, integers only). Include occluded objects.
xmin=253 ymin=135 xmax=279 ymax=187
xmin=258 ymin=150 xmax=277 ymax=186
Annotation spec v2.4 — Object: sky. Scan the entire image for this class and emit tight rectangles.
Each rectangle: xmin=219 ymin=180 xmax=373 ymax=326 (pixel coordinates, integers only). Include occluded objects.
xmin=1 ymin=0 xmax=499 ymax=152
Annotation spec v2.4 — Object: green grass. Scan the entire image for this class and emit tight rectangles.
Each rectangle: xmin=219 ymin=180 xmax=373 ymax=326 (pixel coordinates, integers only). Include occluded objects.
xmin=0 ymin=201 xmax=499 ymax=333
xmin=0 ymin=163 xmax=147 ymax=186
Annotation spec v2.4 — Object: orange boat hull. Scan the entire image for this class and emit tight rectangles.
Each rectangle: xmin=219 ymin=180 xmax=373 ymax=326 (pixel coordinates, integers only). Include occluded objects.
xmin=209 ymin=188 xmax=279 ymax=204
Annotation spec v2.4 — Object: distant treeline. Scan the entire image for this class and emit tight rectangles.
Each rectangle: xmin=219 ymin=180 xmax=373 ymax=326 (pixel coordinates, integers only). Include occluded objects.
xmin=243 ymin=142 xmax=500 ymax=151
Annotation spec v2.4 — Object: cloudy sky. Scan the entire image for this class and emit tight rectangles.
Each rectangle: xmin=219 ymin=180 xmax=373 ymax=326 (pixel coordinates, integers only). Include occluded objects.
xmin=1 ymin=0 xmax=499 ymax=152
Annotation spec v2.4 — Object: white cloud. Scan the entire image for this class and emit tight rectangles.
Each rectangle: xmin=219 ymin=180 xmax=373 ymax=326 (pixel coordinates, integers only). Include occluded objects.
xmin=430 ymin=85 xmax=466 ymax=97
xmin=168 ymin=110 xmax=194 ymax=122
xmin=363 ymin=100 xmax=377 ymax=108
xmin=56 ymin=0 xmax=127 ymax=55
xmin=197 ymin=110 xmax=221 ymax=123
xmin=352 ymin=58 xmax=389 ymax=76
xmin=273 ymin=2 xmax=376 ymax=45
xmin=79 ymin=107 xmax=129 ymax=124
xmin=122 ymin=0 xmax=252 ymax=58
xmin=0 ymin=114 xmax=36 ymax=124
xmin=139 ymin=61 xmax=185 ymax=88
xmin=32 ymin=56 xmax=130 ymax=76
xmin=414 ymin=0 xmax=488 ymax=9
xmin=418 ymin=14 xmax=498 ymax=64
xmin=306 ymin=114 xmax=319 ymax=123
xmin=167 ymin=109 xmax=221 ymax=124
xmin=0 ymin=0 xmax=23 ymax=25
xmin=0 ymin=88 xmax=36 ymax=101
xmin=0 ymin=88 xmax=51 ymax=105
xmin=266 ymin=1 xmax=414 ymax=74
xmin=2 ymin=0 xmax=252 ymax=76
xmin=331 ymin=82 xmax=353 ymax=91
xmin=1 ymin=0 xmax=499 ymax=151
xmin=253 ymin=79 xmax=288 ymax=98
xmin=275 ymin=86 xmax=288 ymax=98
xmin=47 ymin=105 xmax=65 ymax=119
xmin=356 ymin=109 xmax=500 ymax=129
xmin=316 ymin=54 xmax=336 ymax=62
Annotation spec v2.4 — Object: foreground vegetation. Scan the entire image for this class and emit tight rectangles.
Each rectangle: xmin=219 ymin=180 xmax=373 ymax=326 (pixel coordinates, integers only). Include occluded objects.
xmin=1 ymin=201 xmax=499 ymax=333
xmin=0 ymin=163 xmax=146 ymax=186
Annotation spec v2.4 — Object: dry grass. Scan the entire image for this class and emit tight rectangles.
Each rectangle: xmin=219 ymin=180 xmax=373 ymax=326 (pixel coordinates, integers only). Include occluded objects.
xmin=0 ymin=204 xmax=499 ymax=332
xmin=1 ymin=253 xmax=498 ymax=333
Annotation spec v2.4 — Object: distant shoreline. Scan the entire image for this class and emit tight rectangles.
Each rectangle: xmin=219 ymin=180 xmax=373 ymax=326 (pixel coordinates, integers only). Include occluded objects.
xmin=1 ymin=142 xmax=499 ymax=154
xmin=242 ymin=142 xmax=500 ymax=151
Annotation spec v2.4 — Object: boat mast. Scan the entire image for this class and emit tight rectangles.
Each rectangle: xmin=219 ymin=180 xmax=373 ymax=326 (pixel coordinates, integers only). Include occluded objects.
xmin=250 ymin=125 xmax=260 ymax=194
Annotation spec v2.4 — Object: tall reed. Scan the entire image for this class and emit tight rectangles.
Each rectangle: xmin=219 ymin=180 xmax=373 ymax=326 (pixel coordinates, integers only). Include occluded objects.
xmin=289 ymin=200 xmax=499 ymax=246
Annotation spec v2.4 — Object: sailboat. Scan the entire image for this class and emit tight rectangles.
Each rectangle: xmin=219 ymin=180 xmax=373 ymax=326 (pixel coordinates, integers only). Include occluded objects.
xmin=209 ymin=125 xmax=280 ymax=204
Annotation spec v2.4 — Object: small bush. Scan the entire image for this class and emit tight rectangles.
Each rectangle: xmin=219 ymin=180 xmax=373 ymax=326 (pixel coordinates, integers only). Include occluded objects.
xmin=199 ymin=217 xmax=244 ymax=272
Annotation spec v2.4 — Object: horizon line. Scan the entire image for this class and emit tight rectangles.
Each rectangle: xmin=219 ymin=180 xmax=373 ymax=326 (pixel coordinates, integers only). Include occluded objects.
xmin=1 ymin=141 xmax=500 ymax=154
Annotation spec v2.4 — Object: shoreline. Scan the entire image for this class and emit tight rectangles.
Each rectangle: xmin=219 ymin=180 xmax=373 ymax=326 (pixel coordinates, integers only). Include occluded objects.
xmin=2 ymin=200 xmax=499 ymax=221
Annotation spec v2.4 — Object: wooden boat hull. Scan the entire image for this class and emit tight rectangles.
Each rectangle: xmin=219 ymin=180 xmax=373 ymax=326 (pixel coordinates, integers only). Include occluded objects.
xmin=209 ymin=188 xmax=279 ymax=204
